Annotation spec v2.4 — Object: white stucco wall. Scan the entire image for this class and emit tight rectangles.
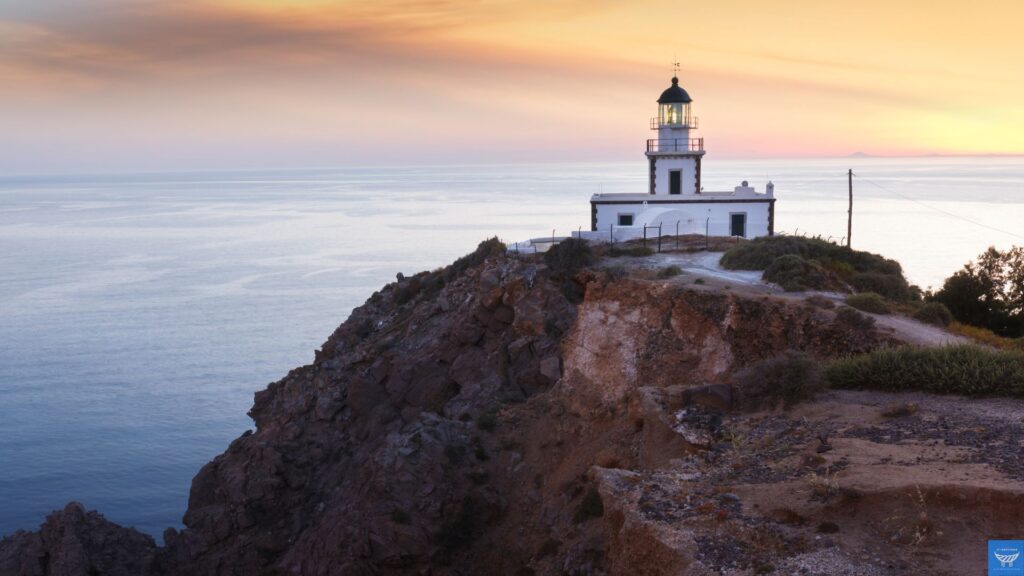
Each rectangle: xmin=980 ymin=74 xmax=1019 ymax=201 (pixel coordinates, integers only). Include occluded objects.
xmin=651 ymin=156 xmax=699 ymax=196
xmin=593 ymin=200 xmax=772 ymax=239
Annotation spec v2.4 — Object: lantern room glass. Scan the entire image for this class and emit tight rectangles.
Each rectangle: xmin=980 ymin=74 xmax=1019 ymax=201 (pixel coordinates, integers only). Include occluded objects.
xmin=660 ymin=103 xmax=691 ymax=126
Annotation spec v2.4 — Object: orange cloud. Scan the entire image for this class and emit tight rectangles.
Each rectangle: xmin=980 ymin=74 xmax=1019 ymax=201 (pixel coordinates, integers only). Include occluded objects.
xmin=0 ymin=0 xmax=1021 ymax=173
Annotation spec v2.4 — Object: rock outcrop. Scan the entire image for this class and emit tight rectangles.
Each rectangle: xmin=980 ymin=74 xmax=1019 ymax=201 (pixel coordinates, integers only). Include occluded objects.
xmin=0 ymin=503 xmax=155 ymax=576
xmin=2 ymin=241 xmax=1018 ymax=575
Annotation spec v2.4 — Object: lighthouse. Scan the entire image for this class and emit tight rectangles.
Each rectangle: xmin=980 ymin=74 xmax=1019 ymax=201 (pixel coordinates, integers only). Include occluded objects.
xmin=585 ymin=72 xmax=776 ymax=240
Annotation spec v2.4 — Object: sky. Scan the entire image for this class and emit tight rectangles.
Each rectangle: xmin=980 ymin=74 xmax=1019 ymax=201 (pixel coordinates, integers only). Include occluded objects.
xmin=2 ymin=0 xmax=1024 ymax=174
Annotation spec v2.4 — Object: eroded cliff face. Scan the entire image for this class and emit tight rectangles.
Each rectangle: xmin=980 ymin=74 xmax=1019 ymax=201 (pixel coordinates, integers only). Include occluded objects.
xmin=160 ymin=247 xmax=578 ymax=575
xmin=7 ymin=245 xmax=999 ymax=576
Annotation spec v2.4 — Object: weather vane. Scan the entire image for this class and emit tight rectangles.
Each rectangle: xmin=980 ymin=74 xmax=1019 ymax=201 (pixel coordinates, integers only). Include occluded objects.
xmin=673 ymin=55 xmax=680 ymax=76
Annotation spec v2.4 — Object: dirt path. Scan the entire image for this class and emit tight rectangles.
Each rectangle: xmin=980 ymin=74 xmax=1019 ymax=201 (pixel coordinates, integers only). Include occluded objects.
xmin=604 ymin=250 xmax=969 ymax=347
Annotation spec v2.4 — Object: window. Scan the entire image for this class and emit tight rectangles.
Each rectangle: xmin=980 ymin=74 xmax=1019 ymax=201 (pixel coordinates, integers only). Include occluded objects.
xmin=730 ymin=213 xmax=747 ymax=238
xmin=618 ymin=213 xmax=634 ymax=226
xmin=669 ymin=170 xmax=681 ymax=195
xmin=659 ymin=103 xmax=690 ymax=125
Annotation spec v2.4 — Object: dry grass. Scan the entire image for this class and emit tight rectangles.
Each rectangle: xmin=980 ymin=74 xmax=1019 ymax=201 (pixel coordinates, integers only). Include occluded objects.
xmin=948 ymin=322 xmax=1024 ymax=350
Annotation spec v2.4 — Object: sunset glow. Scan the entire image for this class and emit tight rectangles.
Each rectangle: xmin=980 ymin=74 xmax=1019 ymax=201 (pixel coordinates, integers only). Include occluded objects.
xmin=3 ymin=0 xmax=1023 ymax=173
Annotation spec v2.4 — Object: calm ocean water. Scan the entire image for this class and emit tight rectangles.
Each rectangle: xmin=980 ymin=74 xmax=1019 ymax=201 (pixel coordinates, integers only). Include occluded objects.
xmin=1 ymin=157 xmax=1023 ymax=539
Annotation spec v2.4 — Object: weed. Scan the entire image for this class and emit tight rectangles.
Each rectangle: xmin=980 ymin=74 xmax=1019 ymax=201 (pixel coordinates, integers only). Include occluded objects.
xmin=912 ymin=302 xmax=953 ymax=326
xmin=845 ymin=292 xmax=890 ymax=314
xmin=735 ymin=351 xmax=826 ymax=410
xmin=658 ymin=265 xmax=683 ymax=278
xmin=826 ymin=344 xmax=1024 ymax=397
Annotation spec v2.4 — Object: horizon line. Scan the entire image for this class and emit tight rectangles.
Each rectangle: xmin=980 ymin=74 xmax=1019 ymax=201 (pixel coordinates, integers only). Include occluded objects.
xmin=5 ymin=153 xmax=1024 ymax=181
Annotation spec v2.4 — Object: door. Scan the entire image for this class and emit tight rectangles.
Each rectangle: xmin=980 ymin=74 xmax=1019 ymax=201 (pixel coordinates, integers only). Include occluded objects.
xmin=669 ymin=170 xmax=681 ymax=195
xmin=730 ymin=213 xmax=747 ymax=237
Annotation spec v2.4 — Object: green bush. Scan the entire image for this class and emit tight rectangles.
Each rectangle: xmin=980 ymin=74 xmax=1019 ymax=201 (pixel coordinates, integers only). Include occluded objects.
xmin=763 ymin=254 xmax=829 ymax=291
xmin=610 ymin=245 xmax=655 ymax=257
xmin=912 ymin=302 xmax=953 ymax=327
xmin=850 ymin=272 xmax=914 ymax=301
xmin=544 ymin=238 xmax=594 ymax=276
xmin=826 ymin=345 xmax=1024 ymax=397
xmin=721 ymin=236 xmax=900 ymax=276
xmin=720 ymin=236 xmax=915 ymax=301
xmin=834 ymin=307 xmax=875 ymax=330
xmin=447 ymin=237 xmax=506 ymax=280
xmin=844 ymin=293 xmax=890 ymax=314
xmin=658 ymin=265 xmax=683 ymax=278
xmin=931 ymin=246 xmax=1024 ymax=337
xmin=805 ymin=294 xmax=836 ymax=309
xmin=735 ymin=351 xmax=826 ymax=410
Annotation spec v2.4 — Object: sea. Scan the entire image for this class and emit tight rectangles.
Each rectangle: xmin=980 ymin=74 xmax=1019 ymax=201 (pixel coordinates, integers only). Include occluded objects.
xmin=1 ymin=157 xmax=1023 ymax=540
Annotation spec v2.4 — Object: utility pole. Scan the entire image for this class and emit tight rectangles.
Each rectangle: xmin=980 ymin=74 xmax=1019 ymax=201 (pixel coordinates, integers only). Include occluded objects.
xmin=847 ymin=169 xmax=853 ymax=248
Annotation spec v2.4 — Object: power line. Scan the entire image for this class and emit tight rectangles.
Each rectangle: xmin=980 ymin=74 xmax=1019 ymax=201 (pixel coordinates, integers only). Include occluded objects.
xmin=854 ymin=173 xmax=1024 ymax=243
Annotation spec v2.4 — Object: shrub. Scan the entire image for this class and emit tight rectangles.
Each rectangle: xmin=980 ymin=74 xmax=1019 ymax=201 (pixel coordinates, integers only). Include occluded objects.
xmin=610 ymin=245 xmax=655 ymax=257
xmin=658 ymin=265 xmax=683 ymax=278
xmin=735 ymin=351 xmax=826 ymax=410
xmin=721 ymin=236 xmax=900 ymax=276
xmin=820 ymin=259 xmax=856 ymax=280
xmin=720 ymin=236 xmax=915 ymax=301
xmin=544 ymin=238 xmax=594 ymax=276
xmin=912 ymin=302 xmax=953 ymax=327
xmin=825 ymin=345 xmax=1024 ymax=397
xmin=604 ymin=266 xmax=628 ymax=281
xmin=806 ymin=294 xmax=836 ymax=309
xmin=447 ymin=237 xmax=506 ymax=280
xmin=931 ymin=246 xmax=1024 ymax=337
xmin=844 ymin=293 xmax=890 ymax=314
xmin=835 ymin=307 xmax=875 ymax=330
xmin=948 ymin=322 xmax=1024 ymax=351
xmin=763 ymin=254 xmax=829 ymax=291
xmin=850 ymin=272 xmax=913 ymax=301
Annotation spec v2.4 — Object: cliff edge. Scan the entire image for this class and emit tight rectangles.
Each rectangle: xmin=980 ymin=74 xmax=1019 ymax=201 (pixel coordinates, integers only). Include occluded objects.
xmin=2 ymin=239 xmax=1020 ymax=576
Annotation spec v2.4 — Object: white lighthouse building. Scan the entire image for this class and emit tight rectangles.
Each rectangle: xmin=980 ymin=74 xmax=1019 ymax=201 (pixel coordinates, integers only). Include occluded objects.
xmin=586 ymin=74 xmax=775 ymax=239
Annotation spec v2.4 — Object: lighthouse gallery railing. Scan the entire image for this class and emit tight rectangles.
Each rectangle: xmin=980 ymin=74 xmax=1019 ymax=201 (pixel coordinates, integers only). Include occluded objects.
xmin=646 ymin=138 xmax=704 ymax=153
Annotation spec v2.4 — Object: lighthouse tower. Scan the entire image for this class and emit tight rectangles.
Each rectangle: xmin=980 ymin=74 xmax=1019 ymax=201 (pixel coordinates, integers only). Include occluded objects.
xmin=584 ymin=69 xmax=775 ymax=240
xmin=647 ymin=75 xmax=704 ymax=196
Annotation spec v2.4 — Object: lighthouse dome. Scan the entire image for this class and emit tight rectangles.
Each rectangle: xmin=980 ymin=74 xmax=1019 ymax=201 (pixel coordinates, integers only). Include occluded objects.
xmin=657 ymin=76 xmax=692 ymax=104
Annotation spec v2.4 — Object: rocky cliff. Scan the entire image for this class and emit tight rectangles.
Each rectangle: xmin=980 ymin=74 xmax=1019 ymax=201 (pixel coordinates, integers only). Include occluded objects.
xmin=2 ymin=240 xmax=1020 ymax=575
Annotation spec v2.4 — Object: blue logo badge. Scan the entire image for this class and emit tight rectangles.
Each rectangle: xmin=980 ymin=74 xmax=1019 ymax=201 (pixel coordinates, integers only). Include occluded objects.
xmin=990 ymin=541 xmax=1024 ymax=576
